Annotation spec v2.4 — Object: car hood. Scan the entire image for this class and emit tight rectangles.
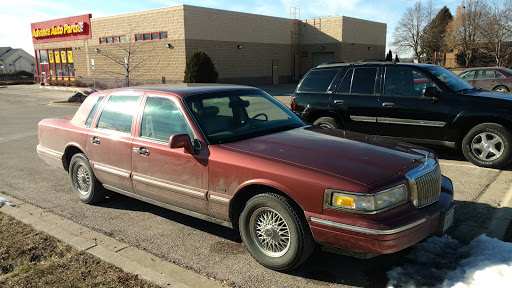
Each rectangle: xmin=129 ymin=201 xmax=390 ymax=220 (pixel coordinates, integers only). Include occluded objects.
xmin=464 ymin=89 xmax=512 ymax=100
xmin=222 ymin=126 xmax=433 ymax=188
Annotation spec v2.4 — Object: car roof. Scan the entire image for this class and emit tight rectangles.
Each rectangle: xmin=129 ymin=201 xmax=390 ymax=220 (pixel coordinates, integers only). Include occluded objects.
xmin=92 ymin=84 xmax=259 ymax=98
xmin=314 ymin=61 xmax=438 ymax=69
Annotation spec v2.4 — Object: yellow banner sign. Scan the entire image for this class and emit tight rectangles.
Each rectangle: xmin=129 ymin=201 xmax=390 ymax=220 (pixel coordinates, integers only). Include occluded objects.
xmin=61 ymin=51 xmax=67 ymax=63
xmin=48 ymin=51 xmax=54 ymax=64
xmin=55 ymin=52 xmax=60 ymax=63
xmin=67 ymin=50 xmax=73 ymax=63
xmin=32 ymin=22 xmax=84 ymax=38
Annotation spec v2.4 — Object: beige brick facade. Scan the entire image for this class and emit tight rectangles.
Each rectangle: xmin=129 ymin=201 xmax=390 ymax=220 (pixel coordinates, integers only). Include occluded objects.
xmin=33 ymin=5 xmax=387 ymax=86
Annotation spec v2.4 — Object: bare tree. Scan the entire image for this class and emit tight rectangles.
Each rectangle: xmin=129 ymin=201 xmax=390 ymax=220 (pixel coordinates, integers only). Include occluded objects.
xmin=479 ymin=0 xmax=512 ymax=66
xmin=93 ymin=34 xmax=150 ymax=87
xmin=447 ymin=0 xmax=487 ymax=67
xmin=393 ymin=1 xmax=435 ymax=62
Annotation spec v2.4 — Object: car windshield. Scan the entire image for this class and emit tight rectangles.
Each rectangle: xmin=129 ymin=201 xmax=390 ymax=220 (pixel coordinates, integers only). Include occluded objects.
xmin=184 ymin=89 xmax=305 ymax=144
xmin=424 ymin=65 xmax=473 ymax=92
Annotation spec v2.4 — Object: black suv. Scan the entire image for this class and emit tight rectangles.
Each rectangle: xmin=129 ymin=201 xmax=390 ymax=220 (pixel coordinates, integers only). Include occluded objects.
xmin=292 ymin=62 xmax=512 ymax=169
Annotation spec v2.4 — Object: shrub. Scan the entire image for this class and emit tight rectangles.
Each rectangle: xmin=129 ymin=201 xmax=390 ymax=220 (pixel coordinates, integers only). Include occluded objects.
xmin=184 ymin=51 xmax=218 ymax=83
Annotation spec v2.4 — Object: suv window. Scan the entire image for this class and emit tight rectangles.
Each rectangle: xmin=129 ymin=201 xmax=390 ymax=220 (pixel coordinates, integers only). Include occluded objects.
xmin=384 ymin=67 xmax=434 ymax=97
xmin=96 ymin=95 xmax=139 ymax=133
xmin=350 ymin=68 xmax=378 ymax=95
xmin=298 ymin=69 xmax=339 ymax=92
xmin=140 ymin=97 xmax=193 ymax=142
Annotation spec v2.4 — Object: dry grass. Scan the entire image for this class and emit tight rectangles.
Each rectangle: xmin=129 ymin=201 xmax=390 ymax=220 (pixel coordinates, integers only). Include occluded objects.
xmin=0 ymin=212 xmax=159 ymax=287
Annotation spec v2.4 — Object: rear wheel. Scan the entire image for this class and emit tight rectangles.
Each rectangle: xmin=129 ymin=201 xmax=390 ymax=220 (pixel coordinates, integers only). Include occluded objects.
xmin=69 ymin=153 xmax=106 ymax=204
xmin=239 ymin=193 xmax=315 ymax=271
xmin=313 ymin=117 xmax=340 ymax=129
xmin=492 ymin=86 xmax=509 ymax=93
xmin=462 ymin=123 xmax=512 ymax=168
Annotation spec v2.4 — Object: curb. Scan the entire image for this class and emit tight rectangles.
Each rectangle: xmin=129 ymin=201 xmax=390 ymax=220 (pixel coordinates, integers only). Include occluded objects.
xmin=486 ymin=184 xmax=512 ymax=239
xmin=40 ymin=85 xmax=92 ymax=94
xmin=0 ymin=195 xmax=226 ymax=288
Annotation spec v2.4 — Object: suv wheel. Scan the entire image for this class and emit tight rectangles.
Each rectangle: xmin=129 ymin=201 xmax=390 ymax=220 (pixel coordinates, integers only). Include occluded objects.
xmin=462 ymin=123 xmax=512 ymax=168
xmin=313 ymin=117 xmax=340 ymax=129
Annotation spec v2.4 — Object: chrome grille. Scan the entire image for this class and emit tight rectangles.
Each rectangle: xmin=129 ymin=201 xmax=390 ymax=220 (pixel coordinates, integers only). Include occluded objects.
xmin=406 ymin=161 xmax=442 ymax=208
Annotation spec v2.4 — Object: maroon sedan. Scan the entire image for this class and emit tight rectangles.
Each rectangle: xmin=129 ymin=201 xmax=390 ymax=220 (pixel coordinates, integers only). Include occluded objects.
xmin=459 ymin=67 xmax=512 ymax=93
xmin=37 ymin=86 xmax=454 ymax=271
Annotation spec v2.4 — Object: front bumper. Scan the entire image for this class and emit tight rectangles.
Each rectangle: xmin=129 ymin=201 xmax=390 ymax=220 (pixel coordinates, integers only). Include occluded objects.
xmin=307 ymin=176 xmax=454 ymax=255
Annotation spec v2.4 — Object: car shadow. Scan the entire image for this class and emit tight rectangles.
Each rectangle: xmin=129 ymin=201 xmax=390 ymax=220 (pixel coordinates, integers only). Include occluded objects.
xmin=96 ymin=188 xmax=506 ymax=287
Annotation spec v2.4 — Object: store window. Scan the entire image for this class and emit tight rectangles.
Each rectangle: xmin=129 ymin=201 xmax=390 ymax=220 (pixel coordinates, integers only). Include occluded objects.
xmin=35 ymin=48 xmax=74 ymax=82
xmin=100 ymin=35 xmax=126 ymax=45
xmin=135 ymin=31 xmax=168 ymax=42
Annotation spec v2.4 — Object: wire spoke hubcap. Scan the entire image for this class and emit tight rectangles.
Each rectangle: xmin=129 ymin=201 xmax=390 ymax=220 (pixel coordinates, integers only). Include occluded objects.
xmin=76 ymin=165 xmax=91 ymax=195
xmin=250 ymin=207 xmax=291 ymax=257
xmin=471 ymin=132 xmax=504 ymax=161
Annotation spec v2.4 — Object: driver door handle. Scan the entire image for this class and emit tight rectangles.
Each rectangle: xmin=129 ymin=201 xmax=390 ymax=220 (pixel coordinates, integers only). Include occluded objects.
xmin=382 ymin=102 xmax=395 ymax=107
xmin=90 ymin=137 xmax=100 ymax=144
xmin=133 ymin=147 xmax=150 ymax=156
xmin=334 ymin=100 xmax=344 ymax=104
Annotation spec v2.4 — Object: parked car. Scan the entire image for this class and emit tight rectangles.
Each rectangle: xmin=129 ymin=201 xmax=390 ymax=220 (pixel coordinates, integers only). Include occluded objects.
xmin=37 ymin=86 xmax=454 ymax=271
xmin=292 ymin=62 xmax=512 ymax=169
xmin=459 ymin=67 xmax=512 ymax=93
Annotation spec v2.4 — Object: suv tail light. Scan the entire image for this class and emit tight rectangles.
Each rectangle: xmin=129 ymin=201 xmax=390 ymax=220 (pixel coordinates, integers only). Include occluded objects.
xmin=291 ymin=96 xmax=296 ymax=111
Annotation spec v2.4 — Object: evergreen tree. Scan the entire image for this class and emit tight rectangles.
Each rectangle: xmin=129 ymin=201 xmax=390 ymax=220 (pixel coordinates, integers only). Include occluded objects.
xmin=184 ymin=51 xmax=218 ymax=83
xmin=421 ymin=6 xmax=453 ymax=64
xmin=385 ymin=50 xmax=393 ymax=61
xmin=395 ymin=55 xmax=400 ymax=62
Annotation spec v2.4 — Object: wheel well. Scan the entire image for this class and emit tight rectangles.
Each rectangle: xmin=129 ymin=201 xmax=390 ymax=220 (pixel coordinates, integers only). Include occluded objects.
xmin=306 ymin=111 xmax=341 ymax=126
xmin=458 ymin=117 xmax=512 ymax=145
xmin=62 ymin=146 xmax=85 ymax=172
xmin=229 ymin=184 xmax=305 ymax=232
xmin=493 ymin=85 xmax=509 ymax=91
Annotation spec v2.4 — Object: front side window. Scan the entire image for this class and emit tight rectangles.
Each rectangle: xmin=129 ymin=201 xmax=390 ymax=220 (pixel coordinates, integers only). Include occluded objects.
xmin=185 ymin=89 xmax=304 ymax=144
xmin=384 ymin=67 xmax=434 ymax=97
xmin=459 ymin=70 xmax=476 ymax=80
xmin=298 ymin=69 xmax=339 ymax=92
xmin=140 ymin=97 xmax=193 ymax=142
xmin=96 ymin=95 xmax=139 ymax=133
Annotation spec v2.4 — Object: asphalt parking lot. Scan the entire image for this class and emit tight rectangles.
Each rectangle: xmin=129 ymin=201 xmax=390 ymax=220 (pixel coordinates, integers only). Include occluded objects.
xmin=0 ymin=84 xmax=510 ymax=287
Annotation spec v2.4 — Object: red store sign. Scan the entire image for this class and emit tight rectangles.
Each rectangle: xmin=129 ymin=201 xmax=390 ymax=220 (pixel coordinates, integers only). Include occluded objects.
xmin=31 ymin=14 xmax=92 ymax=44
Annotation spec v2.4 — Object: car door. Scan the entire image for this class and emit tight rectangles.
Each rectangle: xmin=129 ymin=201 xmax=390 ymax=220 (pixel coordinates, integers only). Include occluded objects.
xmin=330 ymin=67 xmax=381 ymax=135
xmin=130 ymin=94 xmax=209 ymax=215
xmin=376 ymin=67 xmax=451 ymax=141
xmin=86 ymin=92 xmax=142 ymax=193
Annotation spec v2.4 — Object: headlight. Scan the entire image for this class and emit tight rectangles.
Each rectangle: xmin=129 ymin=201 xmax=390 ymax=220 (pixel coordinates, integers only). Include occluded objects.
xmin=325 ymin=185 xmax=407 ymax=213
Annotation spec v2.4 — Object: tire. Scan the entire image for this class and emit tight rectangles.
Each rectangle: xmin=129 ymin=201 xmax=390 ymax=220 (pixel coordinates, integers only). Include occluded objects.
xmin=239 ymin=193 xmax=315 ymax=271
xmin=462 ymin=123 xmax=512 ymax=168
xmin=69 ymin=153 xmax=106 ymax=204
xmin=313 ymin=117 xmax=340 ymax=129
xmin=492 ymin=86 xmax=509 ymax=93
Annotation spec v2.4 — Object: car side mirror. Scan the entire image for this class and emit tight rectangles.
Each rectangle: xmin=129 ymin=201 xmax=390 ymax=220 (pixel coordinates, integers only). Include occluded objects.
xmin=169 ymin=134 xmax=196 ymax=155
xmin=423 ymin=86 xmax=439 ymax=99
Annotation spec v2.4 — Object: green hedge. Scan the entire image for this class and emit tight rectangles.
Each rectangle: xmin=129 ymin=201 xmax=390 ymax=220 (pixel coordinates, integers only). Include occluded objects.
xmin=0 ymin=70 xmax=34 ymax=80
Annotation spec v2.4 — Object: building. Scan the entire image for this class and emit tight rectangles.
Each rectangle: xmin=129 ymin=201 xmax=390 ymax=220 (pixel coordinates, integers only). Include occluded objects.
xmin=0 ymin=47 xmax=36 ymax=74
xmin=31 ymin=5 xmax=386 ymax=86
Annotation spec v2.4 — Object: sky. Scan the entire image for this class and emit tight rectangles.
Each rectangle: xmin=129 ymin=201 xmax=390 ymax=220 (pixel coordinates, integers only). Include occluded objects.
xmin=0 ymin=0 xmax=462 ymax=57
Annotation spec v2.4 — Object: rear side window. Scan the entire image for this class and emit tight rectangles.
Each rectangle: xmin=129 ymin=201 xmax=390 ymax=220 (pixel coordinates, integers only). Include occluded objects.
xmin=338 ymin=68 xmax=377 ymax=95
xmin=140 ymin=97 xmax=193 ymax=142
xmin=96 ymin=95 xmax=139 ymax=133
xmin=298 ymin=69 xmax=339 ymax=92
xmin=85 ymin=96 xmax=104 ymax=127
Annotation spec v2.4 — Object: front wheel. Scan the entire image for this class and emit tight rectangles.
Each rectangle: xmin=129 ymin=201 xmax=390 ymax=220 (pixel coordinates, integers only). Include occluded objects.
xmin=239 ymin=193 xmax=315 ymax=271
xmin=69 ymin=153 xmax=106 ymax=204
xmin=462 ymin=123 xmax=512 ymax=168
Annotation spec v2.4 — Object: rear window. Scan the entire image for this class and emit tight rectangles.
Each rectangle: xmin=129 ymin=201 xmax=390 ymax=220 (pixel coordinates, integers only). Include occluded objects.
xmin=297 ymin=69 xmax=339 ymax=93
xmin=85 ymin=96 xmax=104 ymax=127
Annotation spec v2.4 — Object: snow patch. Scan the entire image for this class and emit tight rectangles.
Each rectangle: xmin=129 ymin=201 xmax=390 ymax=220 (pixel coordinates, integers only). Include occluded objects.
xmin=0 ymin=196 xmax=14 ymax=207
xmin=387 ymin=235 xmax=512 ymax=288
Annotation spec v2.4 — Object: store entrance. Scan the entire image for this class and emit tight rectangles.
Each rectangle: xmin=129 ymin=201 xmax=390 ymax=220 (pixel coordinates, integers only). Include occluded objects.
xmin=39 ymin=64 xmax=50 ymax=84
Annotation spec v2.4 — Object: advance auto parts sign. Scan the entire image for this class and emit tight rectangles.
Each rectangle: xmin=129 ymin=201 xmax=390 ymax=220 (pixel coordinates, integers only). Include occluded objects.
xmin=31 ymin=14 xmax=92 ymax=44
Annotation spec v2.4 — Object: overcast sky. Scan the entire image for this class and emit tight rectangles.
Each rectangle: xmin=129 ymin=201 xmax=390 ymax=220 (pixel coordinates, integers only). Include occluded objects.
xmin=1 ymin=0 xmax=461 ymax=57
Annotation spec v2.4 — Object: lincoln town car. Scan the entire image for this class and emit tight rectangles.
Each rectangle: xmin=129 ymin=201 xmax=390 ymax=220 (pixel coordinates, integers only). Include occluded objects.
xmin=37 ymin=86 xmax=455 ymax=271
